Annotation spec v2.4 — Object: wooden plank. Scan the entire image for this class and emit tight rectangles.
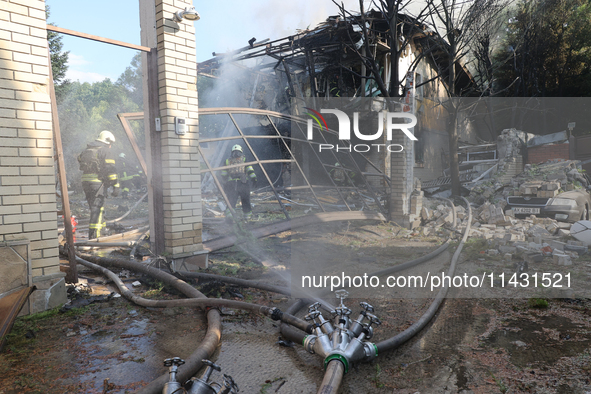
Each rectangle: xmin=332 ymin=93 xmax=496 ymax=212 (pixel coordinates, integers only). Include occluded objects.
xmin=0 ymin=286 xmax=35 ymax=352
xmin=117 ymin=113 xmax=148 ymax=175
xmin=147 ymin=49 xmax=164 ymax=254
xmin=46 ymin=25 xmax=151 ymax=52
xmin=48 ymin=50 xmax=77 ymax=283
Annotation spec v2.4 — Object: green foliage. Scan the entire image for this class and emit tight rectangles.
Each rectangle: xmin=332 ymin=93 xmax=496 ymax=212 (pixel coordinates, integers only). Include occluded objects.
xmin=489 ymin=371 xmax=509 ymax=393
xmin=57 ymin=63 xmax=144 ymax=189
xmin=371 ymin=364 xmax=385 ymax=388
xmin=528 ymin=298 xmax=549 ymax=308
xmin=463 ymin=238 xmax=489 ymax=258
xmin=493 ymin=0 xmax=591 ymax=97
xmin=46 ymin=6 xmax=70 ymax=102
xmin=117 ymin=53 xmax=144 ymax=108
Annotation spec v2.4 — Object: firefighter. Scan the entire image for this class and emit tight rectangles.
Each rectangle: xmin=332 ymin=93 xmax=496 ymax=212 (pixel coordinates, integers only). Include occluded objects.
xmin=78 ymin=130 xmax=120 ymax=239
xmin=220 ymin=144 xmax=257 ymax=221
xmin=117 ymin=152 xmax=135 ymax=198
xmin=330 ymin=162 xmax=356 ymax=186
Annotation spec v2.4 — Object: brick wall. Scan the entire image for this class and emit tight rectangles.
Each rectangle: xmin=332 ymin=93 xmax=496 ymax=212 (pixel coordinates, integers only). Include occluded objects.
xmin=0 ymin=0 xmax=66 ymax=312
xmin=155 ymin=0 xmax=203 ymax=259
xmin=527 ymin=143 xmax=570 ymax=164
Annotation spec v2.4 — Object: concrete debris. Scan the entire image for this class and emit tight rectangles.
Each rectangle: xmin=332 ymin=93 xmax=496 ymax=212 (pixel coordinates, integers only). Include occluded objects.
xmin=418 ymin=188 xmax=589 ymax=267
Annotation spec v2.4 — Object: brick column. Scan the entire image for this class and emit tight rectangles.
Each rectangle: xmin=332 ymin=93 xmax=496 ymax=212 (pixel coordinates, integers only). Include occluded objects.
xmin=0 ymin=0 xmax=66 ymax=312
xmin=141 ymin=0 xmax=203 ymax=265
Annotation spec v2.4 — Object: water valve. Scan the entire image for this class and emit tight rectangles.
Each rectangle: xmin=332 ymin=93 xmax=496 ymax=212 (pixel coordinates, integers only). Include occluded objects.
xmin=162 ymin=357 xmax=185 ymax=394
xmin=335 ymin=289 xmax=349 ymax=306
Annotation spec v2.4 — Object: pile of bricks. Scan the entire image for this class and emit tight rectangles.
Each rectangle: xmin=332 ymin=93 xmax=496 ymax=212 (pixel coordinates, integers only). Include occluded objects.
xmin=514 ymin=181 xmax=560 ymax=198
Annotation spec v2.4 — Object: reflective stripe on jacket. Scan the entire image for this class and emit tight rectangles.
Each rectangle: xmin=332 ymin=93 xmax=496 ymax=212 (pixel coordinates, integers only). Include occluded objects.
xmin=221 ymin=156 xmax=256 ymax=182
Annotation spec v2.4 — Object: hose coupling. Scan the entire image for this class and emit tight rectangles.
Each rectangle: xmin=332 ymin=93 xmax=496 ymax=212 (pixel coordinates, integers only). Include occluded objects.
xmin=269 ymin=307 xmax=283 ymax=321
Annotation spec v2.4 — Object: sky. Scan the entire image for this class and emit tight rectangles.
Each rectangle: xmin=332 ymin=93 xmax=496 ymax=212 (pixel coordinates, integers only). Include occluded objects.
xmin=46 ymin=0 xmax=364 ymax=84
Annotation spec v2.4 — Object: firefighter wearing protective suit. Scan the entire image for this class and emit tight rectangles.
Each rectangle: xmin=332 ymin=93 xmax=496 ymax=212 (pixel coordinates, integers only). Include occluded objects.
xmin=117 ymin=153 xmax=135 ymax=198
xmin=220 ymin=144 xmax=257 ymax=220
xmin=330 ymin=162 xmax=356 ymax=186
xmin=78 ymin=130 xmax=120 ymax=239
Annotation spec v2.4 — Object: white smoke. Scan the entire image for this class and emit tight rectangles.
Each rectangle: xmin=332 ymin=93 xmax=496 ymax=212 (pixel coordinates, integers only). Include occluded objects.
xmin=249 ymin=0 xmax=364 ymax=39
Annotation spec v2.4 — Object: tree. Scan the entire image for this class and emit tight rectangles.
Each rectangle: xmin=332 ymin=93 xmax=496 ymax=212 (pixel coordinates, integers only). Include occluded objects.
xmin=58 ymin=77 xmax=143 ymax=188
xmin=332 ymin=0 xmax=432 ymax=98
xmin=46 ymin=6 xmax=70 ymax=102
xmin=421 ymin=0 xmax=509 ymax=195
xmin=116 ymin=52 xmax=143 ymax=108
xmin=493 ymin=0 xmax=591 ymax=98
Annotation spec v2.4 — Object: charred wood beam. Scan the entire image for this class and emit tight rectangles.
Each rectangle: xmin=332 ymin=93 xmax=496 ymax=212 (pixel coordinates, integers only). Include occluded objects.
xmin=306 ymin=49 xmax=319 ymax=98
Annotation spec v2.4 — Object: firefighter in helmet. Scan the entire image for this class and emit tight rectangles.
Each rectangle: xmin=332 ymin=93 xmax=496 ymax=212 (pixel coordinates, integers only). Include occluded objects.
xmin=330 ymin=162 xmax=356 ymax=186
xmin=78 ymin=130 xmax=120 ymax=239
xmin=220 ymin=144 xmax=257 ymax=221
xmin=117 ymin=152 xmax=139 ymax=198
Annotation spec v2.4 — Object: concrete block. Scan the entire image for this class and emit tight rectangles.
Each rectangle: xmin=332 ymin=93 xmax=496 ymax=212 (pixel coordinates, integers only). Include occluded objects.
xmin=564 ymin=244 xmax=587 ymax=255
xmin=553 ymin=253 xmax=572 ymax=266
xmin=528 ymin=225 xmax=551 ymax=237
xmin=546 ymin=222 xmax=560 ymax=234
xmin=499 ymin=245 xmax=517 ymax=254
xmin=549 ymin=240 xmax=566 ymax=251
xmin=525 ymin=252 xmax=543 ymax=264
xmin=469 ymin=229 xmax=483 ymax=237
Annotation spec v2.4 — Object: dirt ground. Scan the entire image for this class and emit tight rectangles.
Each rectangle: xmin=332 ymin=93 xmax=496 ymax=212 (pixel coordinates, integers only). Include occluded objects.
xmin=2 ymin=215 xmax=591 ymax=394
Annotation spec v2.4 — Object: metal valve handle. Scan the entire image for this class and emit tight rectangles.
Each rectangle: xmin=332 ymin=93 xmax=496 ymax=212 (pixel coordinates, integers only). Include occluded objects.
xmin=308 ymin=302 xmax=321 ymax=313
xmin=333 ymin=306 xmax=352 ymax=316
xmin=202 ymin=359 xmax=221 ymax=371
xmin=359 ymin=302 xmax=374 ymax=313
xmin=305 ymin=311 xmax=321 ymax=321
xmin=365 ymin=313 xmax=381 ymax=326
xmin=164 ymin=357 xmax=185 ymax=367
xmin=335 ymin=289 xmax=349 ymax=304
xmin=223 ymin=374 xmax=239 ymax=392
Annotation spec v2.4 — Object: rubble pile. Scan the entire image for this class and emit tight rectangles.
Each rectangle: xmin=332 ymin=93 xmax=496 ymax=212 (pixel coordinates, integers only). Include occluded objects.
xmin=467 ymin=159 xmax=588 ymax=206
xmin=419 ymin=196 xmax=587 ymax=267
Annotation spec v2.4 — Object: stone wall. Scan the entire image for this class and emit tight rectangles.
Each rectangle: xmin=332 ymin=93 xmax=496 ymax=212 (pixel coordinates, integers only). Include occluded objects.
xmin=0 ymin=0 xmax=66 ymax=313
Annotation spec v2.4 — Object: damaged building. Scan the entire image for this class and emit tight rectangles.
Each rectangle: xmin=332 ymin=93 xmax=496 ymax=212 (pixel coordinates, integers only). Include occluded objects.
xmin=197 ymin=9 xmax=488 ymax=227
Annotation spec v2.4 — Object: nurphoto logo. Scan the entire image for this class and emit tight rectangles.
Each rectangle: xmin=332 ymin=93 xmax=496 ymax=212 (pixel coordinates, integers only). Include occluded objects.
xmin=304 ymin=107 xmax=418 ymax=153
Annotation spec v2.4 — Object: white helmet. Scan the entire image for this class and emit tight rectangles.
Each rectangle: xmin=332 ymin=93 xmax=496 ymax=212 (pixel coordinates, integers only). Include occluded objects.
xmin=96 ymin=130 xmax=116 ymax=144
xmin=232 ymin=144 xmax=243 ymax=153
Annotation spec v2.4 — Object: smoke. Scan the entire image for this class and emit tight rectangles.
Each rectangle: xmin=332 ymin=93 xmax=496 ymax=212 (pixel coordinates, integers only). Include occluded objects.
xmin=249 ymin=0 xmax=363 ymax=39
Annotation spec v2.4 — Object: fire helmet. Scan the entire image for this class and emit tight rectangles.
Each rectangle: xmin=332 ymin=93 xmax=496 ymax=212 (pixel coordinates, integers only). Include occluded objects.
xmin=232 ymin=144 xmax=243 ymax=153
xmin=96 ymin=130 xmax=116 ymax=144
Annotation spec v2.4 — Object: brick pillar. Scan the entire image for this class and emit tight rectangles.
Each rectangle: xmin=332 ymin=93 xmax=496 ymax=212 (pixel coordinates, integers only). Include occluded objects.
xmin=141 ymin=0 xmax=204 ymax=265
xmin=0 ymin=0 xmax=66 ymax=313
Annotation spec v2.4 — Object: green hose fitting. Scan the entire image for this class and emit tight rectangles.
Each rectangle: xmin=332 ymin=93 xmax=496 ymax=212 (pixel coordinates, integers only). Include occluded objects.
xmin=324 ymin=354 xmax=349 ymax=374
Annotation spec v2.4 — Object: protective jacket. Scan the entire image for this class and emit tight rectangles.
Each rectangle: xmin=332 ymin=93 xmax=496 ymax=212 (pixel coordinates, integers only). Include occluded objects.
xmin=221 ymin=153 xmax=257 ymax=220
xmin=78 ymin=141 xmax=119 ymax=239
xmin=221 ymin=155 xmax=257 ymax=183
xmin=78 ymin=141 xmax=120 ymax=189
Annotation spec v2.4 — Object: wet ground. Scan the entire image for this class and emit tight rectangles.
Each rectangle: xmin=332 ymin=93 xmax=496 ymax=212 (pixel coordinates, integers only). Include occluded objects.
xmin=2 ymin=217 xmax=591 ymax=394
